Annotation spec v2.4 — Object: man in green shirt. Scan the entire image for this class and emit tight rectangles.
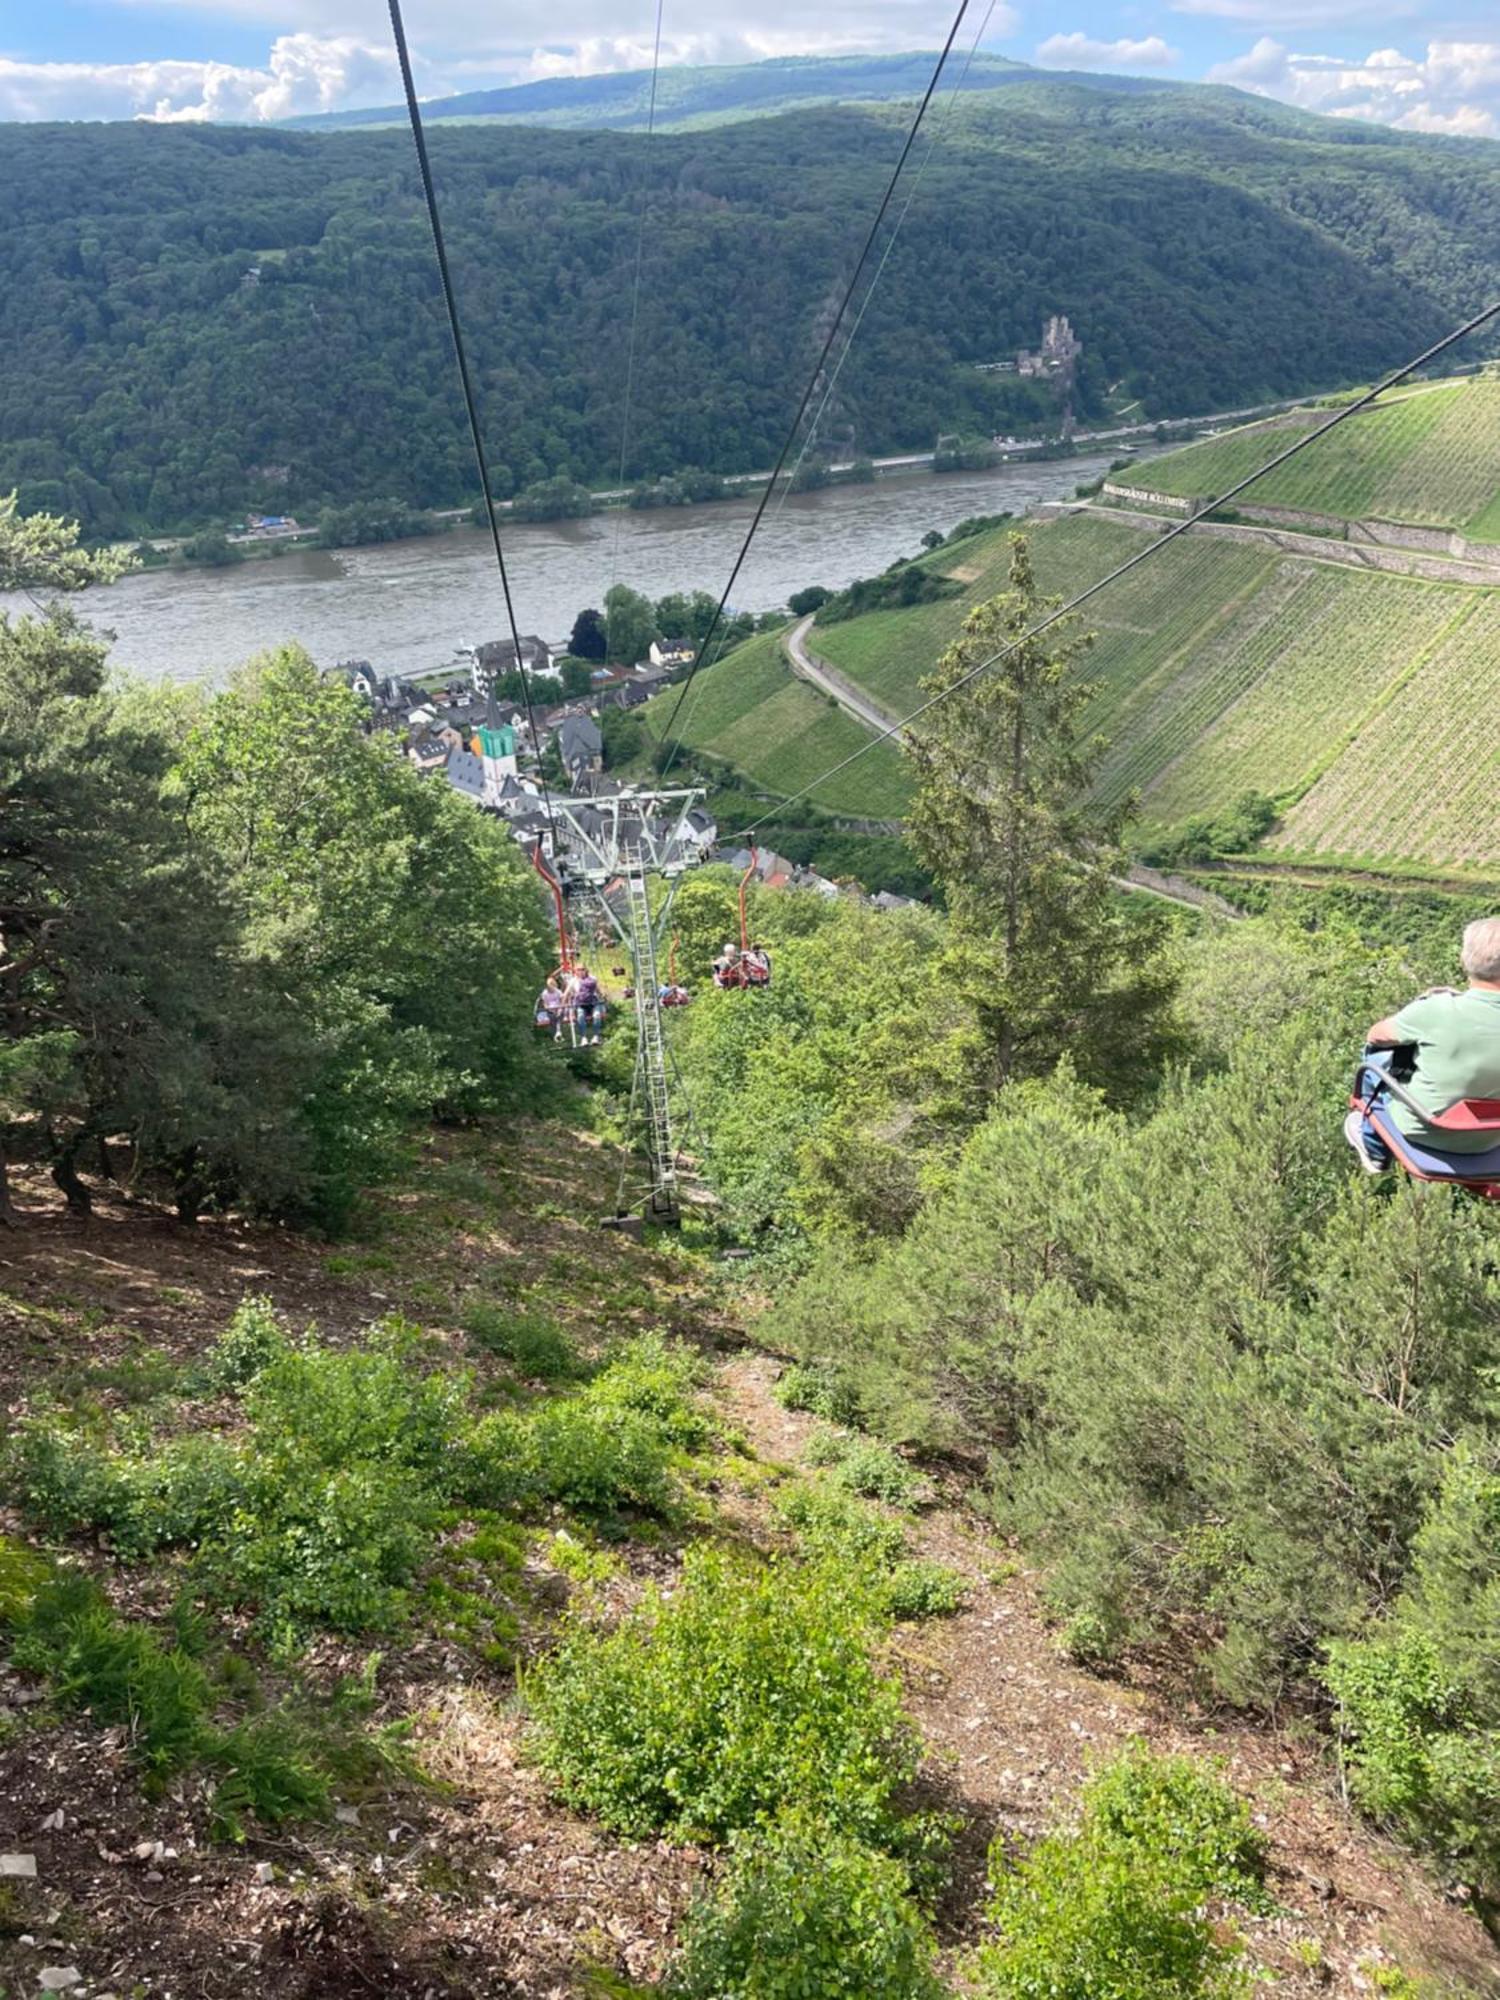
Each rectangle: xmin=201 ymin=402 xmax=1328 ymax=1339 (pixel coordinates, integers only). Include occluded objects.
xmin=1346 ymin=917 xmax=1500 ymax=1170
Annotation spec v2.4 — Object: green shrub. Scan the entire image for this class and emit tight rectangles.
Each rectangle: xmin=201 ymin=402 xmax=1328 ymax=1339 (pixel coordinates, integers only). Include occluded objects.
xmin=583 ymin=1333 xmax=709 ymax=1447
xmin=882 ymin=1560 xmax=967 ymax=1621
xmin=804 ymin=1428 xmax=927 ymax=1507
xmin=979 ymin=1747 xmax=1267 ymax=2000
xmin=774 ymin=1362 xmax=865 ymax=1428
xmin=201 ymin=1294 xmax=289 ymax=1389
xmin=199 ymin=1458 xmax=439 ymax=1651
xmin=670 ymin=1816 xmax=947 ymax=2000
xmin=1323 ymin=1631 xmax=1499 ymax=1893
xmin=772 ymin=1481 xmax=908 ymax=1570
xmin=526 ymin=1546 xmax=919 ymax=1847
xmin=528 ymin=1401 xmax=678 ymax=1513
xmin=243 ymin=1318 xmax=463 ymax=1476
xmin=462 ymin=1297 xmax=579 ymax=1381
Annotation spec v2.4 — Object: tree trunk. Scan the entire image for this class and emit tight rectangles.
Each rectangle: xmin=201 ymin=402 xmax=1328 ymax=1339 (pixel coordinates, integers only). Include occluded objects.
xmin=0 ymin=1131 xmax=21 ymax=1227
xmin=51 ymin=1131 xmax=93 ymax=1216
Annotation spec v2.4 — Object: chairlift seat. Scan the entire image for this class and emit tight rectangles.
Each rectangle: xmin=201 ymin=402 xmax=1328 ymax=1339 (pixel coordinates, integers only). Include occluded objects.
xmin=1352 ymin=1059 xmax=1500 ymax=1191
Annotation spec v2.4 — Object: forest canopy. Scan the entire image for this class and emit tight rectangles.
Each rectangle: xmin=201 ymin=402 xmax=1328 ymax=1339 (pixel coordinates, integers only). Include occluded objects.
xmin=3 ymin=86 xmax=1499 ymax=535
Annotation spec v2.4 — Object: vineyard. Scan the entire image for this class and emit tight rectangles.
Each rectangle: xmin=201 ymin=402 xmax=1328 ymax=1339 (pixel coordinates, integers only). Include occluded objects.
xmin=1130 ymin=373 xmax=1500 ymax=538
xmin=639 ymin=474 xmax=1500 ymax=874
xmin=1275 ymin=595 xmax=1500 ymax=867
xmin=639 ymin=627 xmax=910 ymax=818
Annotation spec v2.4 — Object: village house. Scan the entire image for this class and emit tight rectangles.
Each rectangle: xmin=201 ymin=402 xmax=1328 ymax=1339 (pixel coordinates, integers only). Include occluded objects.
xmin=557 ymin=713 xmax=604 ymax=788
xmin=647 ymin=639 xmax=696 ymax=673
xmin=473 ymin=634 xmax=553 ymax=694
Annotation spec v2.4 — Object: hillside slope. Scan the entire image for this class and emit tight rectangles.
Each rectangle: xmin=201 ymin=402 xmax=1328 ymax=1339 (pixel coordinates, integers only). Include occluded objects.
xmin=718 ymin=506 xmax=1500 ymax=870
xmin=285 ymin=50 xmax=1040 ymax=131
xmin=1121 ymin=371 xmax=1500 ymax=541
xmin=5 ymin=90 xmax=1500 ymax=535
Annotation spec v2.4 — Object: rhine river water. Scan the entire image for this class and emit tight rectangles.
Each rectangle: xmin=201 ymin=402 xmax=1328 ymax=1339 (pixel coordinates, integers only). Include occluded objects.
xmin=4 ymin=454 xmax=1130 ymax=685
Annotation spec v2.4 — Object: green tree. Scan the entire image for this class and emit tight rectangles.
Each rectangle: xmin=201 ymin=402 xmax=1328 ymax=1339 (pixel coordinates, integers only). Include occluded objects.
xmin=0 ymin=612 xmax=307 ymax=1223
xmin=568 ymin=607 xmax=607 ymax=661
xmin=905 ymin=534 xmax=1179 ymax=1097
xmin=0 ymin=490 xmax=131 ymax=592
xmin=177 ymin=647 xmax=550 ymax=1226
xmin=604 ymin=583 xmax=659 ymax=667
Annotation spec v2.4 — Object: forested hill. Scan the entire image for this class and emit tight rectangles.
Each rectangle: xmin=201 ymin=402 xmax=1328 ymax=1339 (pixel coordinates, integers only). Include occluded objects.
xmin=285 ymin=49 xmax=1043 ymax=132
xmin=5 ymin=85 xmax=1500 ymax=537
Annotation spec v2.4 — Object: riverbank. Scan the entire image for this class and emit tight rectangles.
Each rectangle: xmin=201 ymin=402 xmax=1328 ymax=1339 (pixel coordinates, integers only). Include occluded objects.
xmin=23 ymin=455 xmax=1136 ymax=687
xmin=113 ymin=390 xmax=1279 ymax=579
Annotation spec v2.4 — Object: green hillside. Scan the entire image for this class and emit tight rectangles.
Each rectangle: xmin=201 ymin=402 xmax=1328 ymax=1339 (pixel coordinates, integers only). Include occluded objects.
xmin=1119 ymin=373 xmax=1500 ymax=540
xmin=639 ymin=629 xmax=910 ymax=819
xmin=286 ymin=51 xmax=1039 ymax=133
xmin=6 ymin=87 xmax=1500 ymax=537
xmin=770 ymin=509 xmax=1500 ymax=871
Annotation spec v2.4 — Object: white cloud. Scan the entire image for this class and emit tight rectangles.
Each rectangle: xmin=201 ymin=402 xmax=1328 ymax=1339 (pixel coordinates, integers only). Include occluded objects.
xmin=0 ymin=7 xmax=1027 ymax=120
xmin=0 ymin=34 xmax=397 ymax=122
xmin=1209 ymin=36 xmax=1500 ymax=136
xmin=515 ymin=23 xmax=1027 ymax=82
xmin=1035 ymin=32 xmax=1180 ymax=72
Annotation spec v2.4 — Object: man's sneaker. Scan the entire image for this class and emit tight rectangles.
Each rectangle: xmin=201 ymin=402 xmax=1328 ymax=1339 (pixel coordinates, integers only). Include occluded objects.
xmin=1344 ymin=1109 xmax=1385 ymax=1174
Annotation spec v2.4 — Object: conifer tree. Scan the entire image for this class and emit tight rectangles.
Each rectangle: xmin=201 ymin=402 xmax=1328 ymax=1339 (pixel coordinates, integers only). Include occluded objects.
xmin=905 ymin=534 xmax=1179 ymax=1097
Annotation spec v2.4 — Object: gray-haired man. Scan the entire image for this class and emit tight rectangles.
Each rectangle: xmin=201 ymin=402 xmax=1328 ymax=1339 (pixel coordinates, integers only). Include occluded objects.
xmin=1346 ymin=916 xmax=1500 ymax=1171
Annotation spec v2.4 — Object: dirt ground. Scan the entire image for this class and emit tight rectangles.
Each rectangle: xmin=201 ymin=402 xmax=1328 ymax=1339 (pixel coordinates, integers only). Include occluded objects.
xmin=2 ymin=1125 xmax=1498 ymax=1999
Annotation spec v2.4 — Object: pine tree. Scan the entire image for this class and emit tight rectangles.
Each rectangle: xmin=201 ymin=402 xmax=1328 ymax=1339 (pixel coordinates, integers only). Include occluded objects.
xmin=905 ymin=534 xmax=1179 ymax=1098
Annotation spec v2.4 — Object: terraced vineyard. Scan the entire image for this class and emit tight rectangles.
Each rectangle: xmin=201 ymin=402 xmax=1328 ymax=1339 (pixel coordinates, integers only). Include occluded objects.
xmin=1129 ymin=374 xmax=1500 ymax=538
xmin=641 ymin=483 xmax=1500 ymax=872
xmin=639 ymin=627 xmax=910 ymax=818
xmin=1275 ymin=595 xmax=1500 ymax=867
xmin=807 ymin=508 xmax=1500 ymax=869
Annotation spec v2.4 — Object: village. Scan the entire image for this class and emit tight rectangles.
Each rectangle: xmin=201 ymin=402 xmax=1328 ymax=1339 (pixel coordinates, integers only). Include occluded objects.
xmin=323 ymin=629 xmax=889 ymax=909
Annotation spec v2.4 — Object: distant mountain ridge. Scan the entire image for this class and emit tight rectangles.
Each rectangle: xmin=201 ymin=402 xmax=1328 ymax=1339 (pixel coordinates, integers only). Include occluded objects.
xmin=284 ymin=49 xmax=1181 ymax=133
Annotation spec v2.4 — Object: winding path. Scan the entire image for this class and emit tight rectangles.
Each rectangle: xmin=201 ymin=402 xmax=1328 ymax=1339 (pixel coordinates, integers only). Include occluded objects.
xmin=783 ymin=613 xmax=908 ymax=740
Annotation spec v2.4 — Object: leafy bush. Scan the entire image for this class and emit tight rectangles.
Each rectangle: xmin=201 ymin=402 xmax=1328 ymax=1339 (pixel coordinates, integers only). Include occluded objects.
xmin=773 ymin=1481 xmax=908 ymax=1570
xmin=670 ymin=1815 xmax=947 ymax=2000
xmin=805 ymin=1428 xmax=928 ymax=1507
xmin=201 ymin=1293 xmax=289 ymax=1389
xmin=8 ymin=1417 xmax=245 ymax=1559
xmin=979 ymin=1747 xmax=1267 ymax=2000
xmin=461 ymin=1297 xmax=578 ymax=1381
xmin=200 ymin=1458 xmax=439 ymax=1652
xmin=242 ymin=1318 xmax=463 ymax=1476
xmin=526 ymin=1547 xmax=919 ymax=1847
xmin=582 ymin=1333 xmax=709 ymax=1448
xmin=526 ymin=1401 xmax=678 ymax=1513
xmin=883 ymin=1560 xmax=967 ymax=1621
xmin=774 ymin=1361 xmax=865 ymax=1427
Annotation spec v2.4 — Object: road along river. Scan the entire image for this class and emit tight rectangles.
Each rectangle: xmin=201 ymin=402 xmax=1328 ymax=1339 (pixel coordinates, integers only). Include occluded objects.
xmin=3 ymin=454 xmax=1136 ymax=685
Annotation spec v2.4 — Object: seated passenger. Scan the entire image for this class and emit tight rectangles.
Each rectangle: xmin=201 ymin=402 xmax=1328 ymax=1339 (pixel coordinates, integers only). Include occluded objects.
xmin=535 ymin=974 xmax=566 ymax=1041
xmin=1345 ymin=916 xmax=1500 ymax=1172
xmin=712 ymin=943 xmax=744 ymax=989
xmin=659 ymin=982 xmax=691 ymax=1007
xmin=570 ymin=966 xmax=604 ymax=1046
xmin=743 ymin=943 xmax=771 ymax=987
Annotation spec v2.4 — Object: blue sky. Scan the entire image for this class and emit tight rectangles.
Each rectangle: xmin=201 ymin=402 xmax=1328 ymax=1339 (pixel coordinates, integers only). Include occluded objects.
xmin=4 ymin=0 xmax=1500 ymax=136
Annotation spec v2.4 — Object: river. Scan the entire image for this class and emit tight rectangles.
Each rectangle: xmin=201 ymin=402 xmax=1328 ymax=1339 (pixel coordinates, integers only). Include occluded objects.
xmin=5 ymin=454 xmax=1131 ymax=685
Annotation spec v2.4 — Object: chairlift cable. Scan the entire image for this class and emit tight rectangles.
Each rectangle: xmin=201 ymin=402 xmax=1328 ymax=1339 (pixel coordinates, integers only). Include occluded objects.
xmin=768 ymin=0 xmax=999 ymax=525
xmin=725 ymin=296 xmax=1500 ymax=839
xmin=655 ymin=0 xmax=974 ymax=777
xmin=610 ymin=0 xmax=668 ymax=591
xmin=387 ymin=0 xmax=564 ymax=855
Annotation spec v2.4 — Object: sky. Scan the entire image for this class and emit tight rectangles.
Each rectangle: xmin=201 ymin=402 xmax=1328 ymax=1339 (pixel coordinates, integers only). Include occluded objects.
xmin=2 ymin=0 xmax=1499 ymax=138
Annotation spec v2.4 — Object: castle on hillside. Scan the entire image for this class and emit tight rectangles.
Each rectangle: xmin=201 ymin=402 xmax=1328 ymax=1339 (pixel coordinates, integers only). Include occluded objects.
xmin=1018 ymin=314 xmax=1082 ymax=382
